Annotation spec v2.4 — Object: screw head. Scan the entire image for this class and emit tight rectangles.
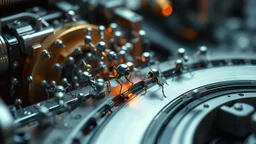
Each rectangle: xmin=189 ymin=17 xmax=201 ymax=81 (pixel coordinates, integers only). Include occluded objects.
xmin=98 ymin=25 xmax=105 ymax=32
xmin=177 ymin=48 xmax=186 ymax=57
xmin=234 ymin=103 xmax=243 ymax=111
xmin=84 ymin=35 xmax=92 ymax=44
xmin=67 ymin=56 xmax=75 ymax=65
xmin=42 ymin=80 xmax=48 ymax=87
xmin=96 ymin=41 xmax=106 ymax=52
xmin=110 ymin=23 xmax=118 ymax=32
xmin=55 ymin=39 xmax=64 ymax=48
xmin=27 ymin=76 xmax=33 ymax=83
xmin=199 ymin=46 xmax=207 ymax=55
xmin=108 ymin=51 xmax=117 ymax=60
xmin=175 ymin=59 xmax=183 ymax=68
xmin=55 ymin=85 xmax=65 ymax=92
xmin=139 ymin=30 xmax=146 ymax=37
xmin=54 ymin=63 xmax=62 ymax=71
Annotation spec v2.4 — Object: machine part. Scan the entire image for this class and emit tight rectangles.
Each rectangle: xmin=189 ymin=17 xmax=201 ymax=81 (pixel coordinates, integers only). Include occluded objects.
xmin=93 ymin=58 xmax=256 ymax=144
xmin=0 ymin=12 xmax=49 ymax=34
xmin=10 ymin=54 xmax=256 ymax=144
xmin=0 ymin=99 xmax=14 ymax=144
xmin=113 ymin=7 xmax=143 ymax=32
xmin=0 ymin=35 xmax=8 ymax=73
xmin=0 ymin=1 xmax=255 ymax=144
xmin=218 ymin=102 xmax=254 ymax=137
xmin=141 ymin=0 xmax=173 ymax=17
xmin=22 ymin=22 xmax=110 ymax=104
xmin=20 ymin=27 xmax=54 ymax=54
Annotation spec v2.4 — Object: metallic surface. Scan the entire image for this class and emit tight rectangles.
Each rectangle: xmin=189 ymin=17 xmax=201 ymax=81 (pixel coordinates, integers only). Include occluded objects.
xmin=22 ymin=22 xmax=110 ymax=104
xmin=94 ymin=65 xmax=256 ymax=144
xmin=0 ymin=35 xmax=8 ymax=73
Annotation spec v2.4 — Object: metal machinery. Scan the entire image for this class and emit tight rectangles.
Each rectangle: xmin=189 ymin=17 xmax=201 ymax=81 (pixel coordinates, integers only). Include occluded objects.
xmin=0 ymin=0 xmax=256 ymax=144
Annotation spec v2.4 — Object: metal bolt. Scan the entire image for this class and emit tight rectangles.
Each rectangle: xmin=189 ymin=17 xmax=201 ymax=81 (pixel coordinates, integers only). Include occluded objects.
xmin=50 ymin=81 xmax=57 ymax=88
xmin=139 ymin=30 xmax=146 ymax=41
xmin=55 ymin=85 xmax=65 ymax=92
xmin=42 ymin=50 xmax=51 ymax=59
xmin=12 ymin=61 xmax=19 ymax=68
xmin=13 ymin=20 xmax=21 ymax=26
xmin=15 ymin=98 xmax=22 ymax=107
xmin=12 ymin=78 xmax=18 ymax=85
xmin=42 ymin=80 xmax=48 ymax=87
xmin=36 ymin=17 xmax=43 ymax=31
xmin=27 ymin=76 xmax=33 ymax=83
xmin=110 ymin=23 xmax=118 ymax=32
xmin=55 ymin=91 xmax=64 ymax=100
xmin=108 ymin=51 xmax=117 ymax=60
xmin=175 ymin=59 xmax=183 ymax=68
xmin=125 ymin=42 xmax=133 ymax=52
xmin=114 ymin=31 xmax=122 ymax=39
xmin=73 ymin=76 xmax=79 ymax=82
xmin=61 ymin=78 xmax=69 ymax=85
xmin=55 ymin=39 xmax=64 ymax=48
xmin=75 ymin=47 xmax=82 ymax=55
xmin=199 ymin=46 xmax=207 ymax=55
xmin=67 ymin=56 xmax=75 ymax=65
xmin=177 ymin=48 xmax=186 ymax=57
xmin=54 ymin=63 xmax=62 ymax=71
xmin=96 ymin=41 xmax=106 ymax=52
xmin=84 ymin=35 xmax=92 ymax=44
xmin=86 ymin=27 xmax=92 ymax=36
xmin=98 ymin=25 xmax=105 ymax=33
xmin=234 ymin=103 xmax=243 ymax=111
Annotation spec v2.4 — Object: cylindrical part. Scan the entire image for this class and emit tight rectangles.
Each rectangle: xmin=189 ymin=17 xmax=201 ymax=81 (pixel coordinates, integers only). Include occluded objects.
xmin=8 ymin=106 xmax=17 ymax=118
xmin=0 ymin=35 xmax=9 ymax=73
xmin=36 ymin=17 xmax=43 ymax=31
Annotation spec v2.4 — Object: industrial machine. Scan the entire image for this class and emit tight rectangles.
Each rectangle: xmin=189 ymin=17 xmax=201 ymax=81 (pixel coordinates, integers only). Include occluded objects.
xmin=0 ymin=0 xmax=256 ymax=144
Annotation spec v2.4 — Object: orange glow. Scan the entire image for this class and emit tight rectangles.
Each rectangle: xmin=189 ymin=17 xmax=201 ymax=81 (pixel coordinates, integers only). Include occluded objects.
xmin=162 ymin=5 xmax=173 ymax=17
xmin=110 ymin=77 xmax=142 ymax=97
xmin=103 ymin=69 xmax=109 ymax=74
xmin=107 ymin=27 xmax=112 ymax=33
xmin=111 ymin=82 xmax=131 ymax=96
xmin=182 ymin=28 xmax=198 ymax=40
xmin=127 ymin=93 xmax=134 ymax=99
xmin=141 ymin=57 xmax=146 ymax=63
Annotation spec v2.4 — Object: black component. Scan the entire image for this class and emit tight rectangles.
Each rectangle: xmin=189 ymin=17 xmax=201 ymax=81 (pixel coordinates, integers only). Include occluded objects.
xmin=218 ymin=103 xmax=254 ymax=137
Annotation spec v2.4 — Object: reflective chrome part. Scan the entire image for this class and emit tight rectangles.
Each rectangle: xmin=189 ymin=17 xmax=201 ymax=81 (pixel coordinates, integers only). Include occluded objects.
xmin=0 ymin=35 xmax=8 ymax=73
xmin=94 ymin=65 xmax=256 ymax=144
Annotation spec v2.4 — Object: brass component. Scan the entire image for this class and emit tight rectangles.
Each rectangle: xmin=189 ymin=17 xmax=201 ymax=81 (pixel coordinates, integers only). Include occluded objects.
xmin=113 ymin=7 xmax=143 ymax=32
xmin=22 ymin=23 xmax=110 ymax=104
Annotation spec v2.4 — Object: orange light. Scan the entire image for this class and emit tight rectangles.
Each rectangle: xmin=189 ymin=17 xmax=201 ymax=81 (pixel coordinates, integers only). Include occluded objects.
xmin=162 ymin=5 xmax=173 ymax=17
xmin=182 ymin=28 xmax=198 ymax=40
xmin=107 ymin=27 xmax=112 ymax=33
xmin=111 ymin=82 xmax=131 ymax=96
xmin=141 ymin=57 xmax=146 ymax=63
xmin=110 ymin=77 xmax=142 ymax=97
xmin=196 ymin=64 xmax=201 ymax=68
xmin=103 ymin=69 xmax=109 ymax=74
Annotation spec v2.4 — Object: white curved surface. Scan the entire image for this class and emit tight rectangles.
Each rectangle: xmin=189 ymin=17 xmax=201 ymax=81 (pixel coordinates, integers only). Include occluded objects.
xmin=94 ymin=66 xmax=256 ymax=144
